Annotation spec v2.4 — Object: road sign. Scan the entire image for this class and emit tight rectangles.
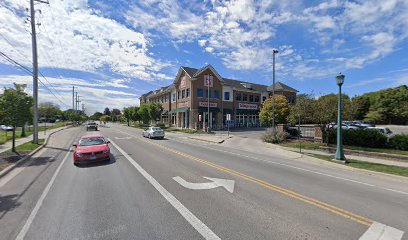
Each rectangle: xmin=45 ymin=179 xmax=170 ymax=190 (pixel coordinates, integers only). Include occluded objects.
xmin=173 ymin=176 xmax=235 ymax=193
xmin=226 ymin=113 xmax=231 ymax=121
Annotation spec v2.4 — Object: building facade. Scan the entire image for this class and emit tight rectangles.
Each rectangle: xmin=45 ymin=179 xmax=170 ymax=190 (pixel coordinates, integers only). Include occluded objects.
xmin=139 ymin=65 xmax=298 ymax=129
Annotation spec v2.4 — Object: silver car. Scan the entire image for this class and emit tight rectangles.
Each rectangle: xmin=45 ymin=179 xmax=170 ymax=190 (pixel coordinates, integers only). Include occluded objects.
xmin=142 ymin=127 xmax=165 ymax=139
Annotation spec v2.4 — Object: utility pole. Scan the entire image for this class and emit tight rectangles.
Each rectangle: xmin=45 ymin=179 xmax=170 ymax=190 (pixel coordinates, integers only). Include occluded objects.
xmin=72 ymin=86 xmax=75 ymax=111
xmin=272 ymin=49 xmax=279 ymax=130
xmin=29 ymin=0 xmax=49 ymax=144
xmin=75 ymin=92 xmax=78 ymax=111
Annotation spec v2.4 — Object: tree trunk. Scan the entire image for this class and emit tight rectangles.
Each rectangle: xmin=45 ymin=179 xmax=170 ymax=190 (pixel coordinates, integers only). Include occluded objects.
xmin=12 ymin=125 xmax=16 ymax=152
xmin=127 ymin=119 xmax=130 ymax=126
xmin=21 ymin=123 xmax=26 ymax=137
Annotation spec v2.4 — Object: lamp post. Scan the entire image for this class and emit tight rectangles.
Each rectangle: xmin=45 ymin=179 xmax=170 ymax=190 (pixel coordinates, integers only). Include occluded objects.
xmin=335 ymin=73 xmax=346 ymax=162
xmin=272 ymin=49 xmax=279 ymax=129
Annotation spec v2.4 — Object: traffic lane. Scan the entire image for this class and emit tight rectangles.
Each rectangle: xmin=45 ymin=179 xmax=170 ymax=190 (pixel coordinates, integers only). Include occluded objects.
xmin=104 ymin=126 xmax=408 ymax=237
xmin=24 ymin=128 xmax=202 ymax=240
xmin=0 ymin=126 xmax=83 ymax=240
xmin=141 ymin=131 xmax=408 ymax=235
xmin=101 ymin=127 xmax=368 ymax=240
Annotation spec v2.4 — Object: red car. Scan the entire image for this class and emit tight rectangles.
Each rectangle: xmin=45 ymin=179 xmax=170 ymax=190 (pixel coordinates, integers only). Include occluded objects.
xmin=73 ymin=135 xmax=111 ymax=165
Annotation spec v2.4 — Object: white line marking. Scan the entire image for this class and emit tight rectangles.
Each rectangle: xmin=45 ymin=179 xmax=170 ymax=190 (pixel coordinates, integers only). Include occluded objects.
xmin=359 ymin=221 xmax=404 ymax=240
xmin=173 ymin=176 xmax=235 ymax=193
xmin=169 ymin=137 xmax=408 ymax=196
xmin=108 ymin=138 xmax=221 ymax=240
xmin=15 ymin=148 xmax=72 ymax=240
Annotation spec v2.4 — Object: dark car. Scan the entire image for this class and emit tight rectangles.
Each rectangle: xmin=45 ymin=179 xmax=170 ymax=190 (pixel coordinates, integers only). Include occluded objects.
xmin=86 ymin=122 xmax=98 ymax=131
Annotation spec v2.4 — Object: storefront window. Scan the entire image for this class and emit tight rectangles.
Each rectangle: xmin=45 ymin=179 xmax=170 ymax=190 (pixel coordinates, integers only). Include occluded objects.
xmin=197 ymin=88 xmax=203 ymax=97
xmin=249 ymin=95 xmax=254 ymax=102
xmin=243 ymin=94 xmax=248 ymax=101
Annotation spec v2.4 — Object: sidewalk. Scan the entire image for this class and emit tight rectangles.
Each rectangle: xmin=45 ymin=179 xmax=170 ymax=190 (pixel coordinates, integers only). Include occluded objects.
xmin=187 ymin=134 xmax=232 ymax=144
xmin=0 ymin=126 xmax=70 ymax=154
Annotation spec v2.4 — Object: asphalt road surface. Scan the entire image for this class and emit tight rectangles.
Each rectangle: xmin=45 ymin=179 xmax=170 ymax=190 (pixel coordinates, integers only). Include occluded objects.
xmin=0 ymin=124 xmax=407 ymax=240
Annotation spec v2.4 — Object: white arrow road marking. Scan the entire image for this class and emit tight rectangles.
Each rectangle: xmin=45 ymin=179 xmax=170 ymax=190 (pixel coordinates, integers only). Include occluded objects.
xmin=114 ymin=137 xmax=132 ymax=140
xmin=359 ymin=222 xmax=404 ymax=240
xmin=173 ymin=176 xmax=235 ymax=193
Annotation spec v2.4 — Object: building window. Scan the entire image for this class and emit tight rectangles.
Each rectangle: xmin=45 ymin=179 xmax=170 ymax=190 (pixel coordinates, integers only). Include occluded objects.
xmin=254 ymin=95 xmax=259 ymax=102
xmin=161 ymin=97 xmax=164 ymax=103
xmin=178 ymin=90 xmax=180 ymax=99
xmin=205 ymin=89 xmax=211 ymax=98
xmin=249 ymin=95 xmax=254 ymax=102
xmin=197 ymin=88 xmax=203 ymax=97
xmin=262 ymin=96 xmax=267 ymax=102
xmin=243 ymin=94 xmax=248 ymax=101
xmin=214 ymin=90 xmax=219 ymax=99
xmin=235 ymin=92 xmax=241 ymax=101
xmin=182 ymin=90 xmax=185 ymax=98
xmin=165 ymin=96 xmax=168 ymax=102
xmin=224 ymin=92 xmax=230 ymax=100
xmin=186 ymin=88 xmax=190 ymax=98
xmin=172 ymin=93 xmax=176 ymax=102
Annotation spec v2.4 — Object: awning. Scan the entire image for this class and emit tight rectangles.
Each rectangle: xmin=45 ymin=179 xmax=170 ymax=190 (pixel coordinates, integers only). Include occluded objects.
xmin=223 ymin=108 xmax=233 ymax=114
xmin=161 ymin=110 xmax=169 ymax=115
xmin=170 ymin=107 xmax=189 ymax=113
xmin=198 ymin=107 xmax=220 ymax=113
xmin=236 ymin=109 xmax=259 ymax=114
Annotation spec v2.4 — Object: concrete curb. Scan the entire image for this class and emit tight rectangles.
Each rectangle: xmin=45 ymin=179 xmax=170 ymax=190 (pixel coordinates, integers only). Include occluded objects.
xmin=188 ymin=137 xmax=225 ymax=144
xmin=0 ymin=126 xmax=70 ymax=179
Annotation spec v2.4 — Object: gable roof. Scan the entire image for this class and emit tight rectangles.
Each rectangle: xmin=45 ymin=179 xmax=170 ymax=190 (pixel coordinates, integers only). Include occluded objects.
xmin=181 ymin=66 xmax=198 ymax=77
xmin=267 ymin=82 xmax=298 ymax=92
xmin=222 ymin=78 xmax=268 ymax=92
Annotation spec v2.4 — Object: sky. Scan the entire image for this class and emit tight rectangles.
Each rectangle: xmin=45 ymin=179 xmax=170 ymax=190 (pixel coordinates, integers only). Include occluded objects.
xmin=1 ymin=0 xmax=408 ymax=115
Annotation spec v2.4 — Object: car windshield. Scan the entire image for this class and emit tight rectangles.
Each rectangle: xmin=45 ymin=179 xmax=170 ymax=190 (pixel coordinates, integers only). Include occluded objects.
xmin=79 ymin=137 xmax=105 ymax=146
xmin=88 ymin=123 xmax=96 ymax=125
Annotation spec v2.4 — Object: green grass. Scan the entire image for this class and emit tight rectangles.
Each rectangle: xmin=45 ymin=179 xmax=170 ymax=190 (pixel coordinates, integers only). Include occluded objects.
xmin=167 ymin=128 xmax=209 ymax=134
xmin=280 ymin=142 xmax=322 ymax=150
xmin=15 ymin=139 xmax=45 ymax=152
xmin=307 ymin=153 xmax=408 ymax=177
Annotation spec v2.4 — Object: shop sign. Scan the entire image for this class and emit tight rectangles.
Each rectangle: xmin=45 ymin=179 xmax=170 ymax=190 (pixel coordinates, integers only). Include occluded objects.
xmin=178 ymin=102 xmax=189 ymax=108
xmin=199 ymin=102 xmax=217 ymax=107
xmin=238 ymin=103 xmax=257 ymax=110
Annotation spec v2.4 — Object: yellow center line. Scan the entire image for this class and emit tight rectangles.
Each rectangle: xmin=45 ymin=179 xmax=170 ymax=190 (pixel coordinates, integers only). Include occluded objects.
xmin=112 ymin=128 xmax=373 ymax=226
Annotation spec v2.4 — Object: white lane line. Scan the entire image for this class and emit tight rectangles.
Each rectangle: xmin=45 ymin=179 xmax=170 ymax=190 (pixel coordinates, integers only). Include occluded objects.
xmin=108 ymin=138 xmax=221 ymax=240
xmin=170 ymin=137 xmax=408 ymax=196
xmin=359 ymin=221 xmax=404 ymax=240
xmin=15 ymin=148 xmax=72 ymax=240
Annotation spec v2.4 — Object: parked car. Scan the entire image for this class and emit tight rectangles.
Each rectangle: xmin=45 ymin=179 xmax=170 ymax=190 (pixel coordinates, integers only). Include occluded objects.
xmin=86 ymin=122 xmax=98 ymax=131
xmin=350 ymin=121 xmax=374 ymax=128
xmin=0 ymin=125 xmax=14 ymax=131
xmin=367 ymin=127 xmax=393 ymax=137
xmin=73 ymin=135 xmax=110 ymax=165
xmin=331 ymin=123 xmax=359 ymax=130
xmin=142 ymin=127 xmax=165 ymax=139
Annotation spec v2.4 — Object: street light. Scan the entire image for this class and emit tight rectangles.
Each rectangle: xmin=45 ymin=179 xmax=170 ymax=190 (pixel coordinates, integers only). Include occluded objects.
xmin=272 ymin=49 xmax=279 ymax=129
xmin=335 ymin=73 xmax=346 ymax=162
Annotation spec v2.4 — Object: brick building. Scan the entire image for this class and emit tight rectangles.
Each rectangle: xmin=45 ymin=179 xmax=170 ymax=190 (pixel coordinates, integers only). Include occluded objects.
xmin=139 ymin=65 xmax=298 ymax=129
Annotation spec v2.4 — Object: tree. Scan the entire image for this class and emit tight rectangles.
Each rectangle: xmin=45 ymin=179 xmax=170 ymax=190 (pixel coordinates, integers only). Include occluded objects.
xmin=147 ymin=103 xmax=163 ymax=123
xmin=287 ymin=94 xmax=316 ymax=125
xmin=38 ymin=102 xmax=61 ymax=121
xmin=314 ymin=93 xmax=352 ymax=127
xmin=90 ymin=112 xmax=103 ymax=121
xmin=351 ymin=96 xmax=370 ymax=120
xmin=103 ymin=107 xmax=111 ymax=116
xmin=123 ymin=107 xmax=132 ymax=126
xmin=131 ymin=106 xmax=140 ymax=123
xmin=100 ymin=115 xmax=110 ymax=122
xmin=259 ymin=95 xmax=289 ymax=126
xmin=138 ymin=104 xmax=150 ymax=124
xmin=111 ymin=108 xmax=121 ymax=121
xmin=0 ymin=84 xmax=33 ymax=151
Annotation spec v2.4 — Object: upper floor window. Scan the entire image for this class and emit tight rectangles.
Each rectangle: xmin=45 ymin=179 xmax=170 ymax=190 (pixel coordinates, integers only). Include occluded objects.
xmin=186 ymin=88 xmax=190 ymax=98
xmin=242 ymin=94 xmax=248 ymax=101
xmin=254 ymin=95 xmax=259 ymax=103
xmin=205 ymin=89 xmax=211 ymax=98
xmin=214 ymin=90 xmax=219 ymax=99
xmin=224 ymin=92 xmax=230 ymax=101
xmin=235 ymin=92 xmax=241 ymax=101
xmin=177 ymin=90 xmax=180 ymax=99
xmin=182 ymin=89 xmax=185 ymax=98
xmin=197 ymin=88 xmax=203 ymax=97
xmin=172 ymin=93 xmax=176 ymax=102
xmin=249 ymin=95 xmax=254 ymax=102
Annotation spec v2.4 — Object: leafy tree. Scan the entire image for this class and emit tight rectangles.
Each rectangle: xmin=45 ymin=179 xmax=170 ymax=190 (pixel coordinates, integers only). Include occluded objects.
xmin=90 ymin=112 xmax=103 ymax=121
xmin=259 ymin=95 xmax=289 ymax=126
xmin=131 ymin=106 xmax=140 ymax=123
xmin=38 ymin=102 xmax=61 ymax=121
xmin=138 ymin=104 xmax=150 ymax=124
xmin=0 ymin=84 xmax=33 ymax=151
xmin=287 ymin=94 xmax=316 ymax=125
xmin=100 ymin=115 xmax=110 ymax=122
xmin=314 ymin=93 xmax=352 ymax=127
xmin=147 ymin=103 xmax=163 ymax=123
xmin=350 ymin=96 xmax=370 ymax=120
xmin=111 ymin=108 xmax=121 ymax=121
xmin=123 ymin=107 xmax=132 ymax=126
xmin=103 ymin=107 xmax=111 ymax=116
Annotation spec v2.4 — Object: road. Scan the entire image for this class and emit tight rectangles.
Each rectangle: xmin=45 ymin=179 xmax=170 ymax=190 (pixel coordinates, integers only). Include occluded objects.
xmin=0 ymin=124 xmax=407 ymax=240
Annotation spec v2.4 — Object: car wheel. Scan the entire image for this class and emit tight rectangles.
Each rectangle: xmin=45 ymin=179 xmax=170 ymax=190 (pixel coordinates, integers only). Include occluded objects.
xmin=74 ymin=162 xmax=79 ymax=166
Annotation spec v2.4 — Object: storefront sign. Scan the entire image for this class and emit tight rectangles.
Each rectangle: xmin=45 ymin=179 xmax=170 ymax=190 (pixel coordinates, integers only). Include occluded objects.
xmin=199 ymin=102 xmax=217 ymax=107
xmin=178 ymin=102 xmax=189 ymax=108
xmin=238 ymin=103 xmax=258 ymax=110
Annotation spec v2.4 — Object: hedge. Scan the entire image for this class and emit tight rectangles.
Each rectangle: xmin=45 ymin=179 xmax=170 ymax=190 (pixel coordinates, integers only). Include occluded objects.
xmin=388 ymin=134 xmax=408 ymax=150
xmin=323 ymin=128 xmax=388 ymax=148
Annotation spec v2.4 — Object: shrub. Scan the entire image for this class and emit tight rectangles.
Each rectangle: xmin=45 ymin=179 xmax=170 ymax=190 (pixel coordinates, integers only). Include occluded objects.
xmin=323 ymin=128 xmax=387 ymax=148
xmin=262 ymin=129 xmax=289 ymax=144
xmin=156 ymin=123 xmax=166 ymax=128
xmin=388 ymin=134 xmax=408 ymax=150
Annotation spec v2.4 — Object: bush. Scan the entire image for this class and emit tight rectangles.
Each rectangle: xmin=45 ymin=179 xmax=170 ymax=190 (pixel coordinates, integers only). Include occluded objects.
xmin=323 ymin=128 xmax=387 ymax=148
xmin=262 ymin=129 xmax=289 ymax=144
xmin=156 ymin=123 xmax=166 ymax=128
xmin=388 ymin=134 xmax=408 ymax=150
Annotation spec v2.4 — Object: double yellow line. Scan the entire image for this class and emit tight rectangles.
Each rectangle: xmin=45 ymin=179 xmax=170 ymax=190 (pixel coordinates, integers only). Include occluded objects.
xmin=116 ymin=128 xmax=373 ymax=226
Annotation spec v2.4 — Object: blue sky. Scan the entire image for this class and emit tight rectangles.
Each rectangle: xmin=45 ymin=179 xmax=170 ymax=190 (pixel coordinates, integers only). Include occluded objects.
xmin=1 ymin=0 xmax=408 ymax=114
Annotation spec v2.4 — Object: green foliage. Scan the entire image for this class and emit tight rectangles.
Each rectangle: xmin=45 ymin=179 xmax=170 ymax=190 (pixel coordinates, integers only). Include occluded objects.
xmin=350 ymin=96 xmax=370 ymax=120
xmin=111 ymin=108 xmax=121 ymax=121
xmin=314 ymin=93 xmax=352 ymax=126
xmin=388 ymin=134 xmax=408 ymax=151
xmin=138 ymin=104 xmax=150 ymax=124
xmin=123 ymin=106 xmax=141 ymax=126
xmin=103 ymin=107 xmax=111 ymax=116
xmin=0 ymin=84 xmax=33 ymax=127
xmin=147 ymin=103 xmax=163 ymax=121
xmin=156 ymin=123 xmax=166 ymax=128
xmin=287 ymin=94 xmax=316 ymax=124
xmin=99 ymin=115 xmax=110 ymax=122
xmin=38 ymin=102 xmax=62 ymax=120
xmin=324 ymin=128 xmax=387 ymax=148
xmin=90 ymin=112 xmax=103 ymax=121
xmin=259 ymin=95 xmax=289 ymax=125
xmin=262 ymin=129 xmax=289 ymax=144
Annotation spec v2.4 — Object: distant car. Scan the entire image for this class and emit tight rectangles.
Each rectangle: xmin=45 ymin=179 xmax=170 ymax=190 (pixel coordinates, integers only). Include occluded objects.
xmin=367 ymin=127 xmax=393 ymax=137
xmin=351 ymin=121 xmax=374 ymax=128
xmin=86 ymin=122 xmax=98 ymax=131
xmin=0 ymin=125 xmax=14 ymax=131
xmin=142 ymin=127 xmax=165 ymax=139
xmin=331 ymin=124 xmax=359 ymax=130
xmin=73 ymin=135 xmax=110 ymax=165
